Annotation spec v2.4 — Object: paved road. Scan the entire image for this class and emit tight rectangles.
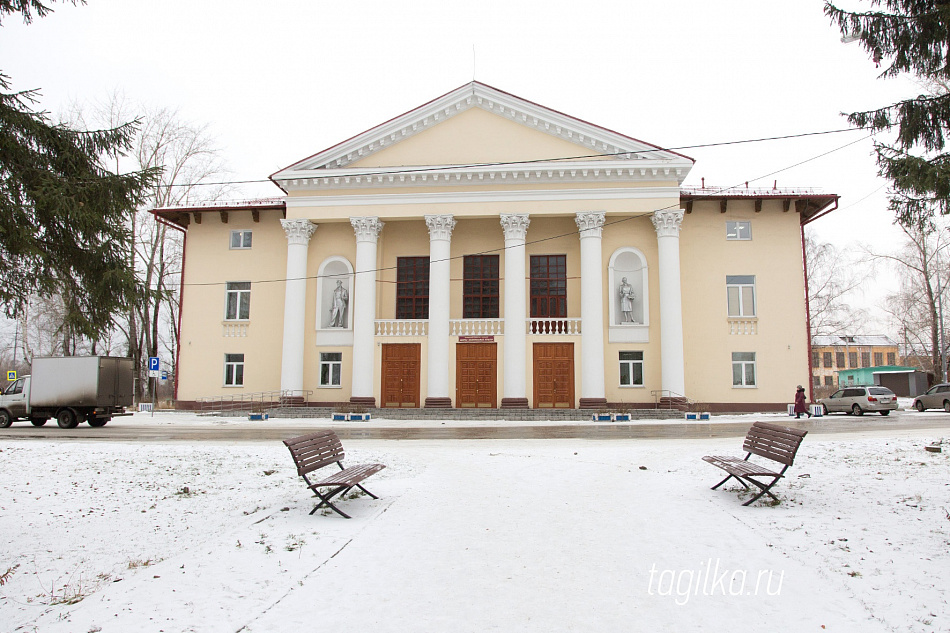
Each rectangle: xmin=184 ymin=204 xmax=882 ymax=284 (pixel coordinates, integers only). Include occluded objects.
xmin=2 ymin=410 xmax=949 ymax=442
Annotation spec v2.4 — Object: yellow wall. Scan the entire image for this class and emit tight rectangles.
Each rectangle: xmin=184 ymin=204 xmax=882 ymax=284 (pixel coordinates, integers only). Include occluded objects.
xmin=679 ymin=200 xmax=809 ymax=404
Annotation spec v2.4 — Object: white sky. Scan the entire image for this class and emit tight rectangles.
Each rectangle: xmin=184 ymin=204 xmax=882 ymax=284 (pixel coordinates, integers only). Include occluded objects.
xmin=0 ymin=0 xmax=920 ymax=330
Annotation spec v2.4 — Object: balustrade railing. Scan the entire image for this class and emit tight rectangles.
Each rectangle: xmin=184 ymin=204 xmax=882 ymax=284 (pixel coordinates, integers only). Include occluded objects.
xmin=375 ymin=319 xmax=428 ymax=336
xmin=222 ymin=322 xmax=249 ymax=337
xmin=527 ymin=318 xmax=582 ymax=335
xmin=450 ymin=318 xmax=504 ymax=336
xmin=728 ymin=318 xmax=758 ymax=335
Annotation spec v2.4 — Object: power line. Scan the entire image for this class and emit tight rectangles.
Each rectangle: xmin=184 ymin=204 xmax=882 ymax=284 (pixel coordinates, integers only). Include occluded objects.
xmin=172 ymin=126 xmax=867 ymax=188
xmin=180 ymin=132 xmax=873 ymax=288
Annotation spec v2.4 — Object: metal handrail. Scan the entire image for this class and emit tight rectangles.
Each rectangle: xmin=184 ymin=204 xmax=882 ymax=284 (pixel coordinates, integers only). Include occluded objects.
xmin=650 ymin=389 xmax=694 ymax=410
xmin=197 ymin=389 xmax=313 ymax=413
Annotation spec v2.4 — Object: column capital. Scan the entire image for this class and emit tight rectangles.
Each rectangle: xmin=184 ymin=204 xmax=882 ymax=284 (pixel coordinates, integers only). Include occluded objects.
xmin=575 ymin=211 xmax=606 ymax=238
xmin=280 ymin=219 xmax=317 ymax=246
xmin=500 ymin=213 xmax=530 ymax=241
xmin=651 ymin=209 xmax=684 ymax=237
xmin=424 ymin=214 xmax=457 ymax=241
xmin=350 ymin=216 xmax=384 ymax=243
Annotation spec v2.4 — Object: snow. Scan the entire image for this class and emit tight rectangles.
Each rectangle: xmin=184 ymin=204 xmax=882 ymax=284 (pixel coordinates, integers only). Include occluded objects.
xmin=1 ymin=414 xmax=948 ymax=632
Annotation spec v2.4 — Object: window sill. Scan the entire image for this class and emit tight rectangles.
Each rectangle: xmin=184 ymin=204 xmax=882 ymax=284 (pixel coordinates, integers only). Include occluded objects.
xmin=732 ymin=385 xmax=758 ymax=389
xmin=618 ymin=385 xmax=644 ymax=389
xmin=222 ymin=385 xmax=245 ymax=389
xmin=318 ymin=384 xmax=343 ymax=389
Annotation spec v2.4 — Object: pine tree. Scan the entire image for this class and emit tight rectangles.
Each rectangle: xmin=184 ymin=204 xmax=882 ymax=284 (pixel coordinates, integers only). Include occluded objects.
xmin=0 ymin=0 xmax=159 ymax=343
xmin=825 ymin=1 xmax=950 ymax=220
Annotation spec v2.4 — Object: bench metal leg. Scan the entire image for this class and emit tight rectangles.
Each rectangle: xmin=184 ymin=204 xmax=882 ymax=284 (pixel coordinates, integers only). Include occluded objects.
xmin=355 ymin=483 xmax=379 ymax=499
xmin=711 ymin=473 xmax=749 ymax=491
xmin=308 ymin=485 xmax=353 ymax=519
xmin=741 ymin=477 xmax=782 ymax=506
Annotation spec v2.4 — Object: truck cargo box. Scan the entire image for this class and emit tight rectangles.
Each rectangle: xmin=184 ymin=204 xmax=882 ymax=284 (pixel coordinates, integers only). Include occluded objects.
xmin=29 ymin=356 xmax=134 ymax=409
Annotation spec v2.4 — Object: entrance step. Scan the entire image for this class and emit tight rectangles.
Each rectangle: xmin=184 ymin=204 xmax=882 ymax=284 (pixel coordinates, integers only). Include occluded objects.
xmin=267 ymin=406 xmax=675 ymax=421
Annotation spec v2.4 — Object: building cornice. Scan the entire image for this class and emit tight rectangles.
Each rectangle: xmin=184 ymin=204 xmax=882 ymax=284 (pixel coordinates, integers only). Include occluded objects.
xmin=284 ymin=186 xmax=681 ymax=209
xmin=278 ymin=160 xmax=689 ymax=192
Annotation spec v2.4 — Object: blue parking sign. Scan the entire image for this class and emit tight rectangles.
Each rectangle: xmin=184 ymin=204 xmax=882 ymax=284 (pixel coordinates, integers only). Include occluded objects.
xmin=148 ymin=357 xmax=160 ymax=373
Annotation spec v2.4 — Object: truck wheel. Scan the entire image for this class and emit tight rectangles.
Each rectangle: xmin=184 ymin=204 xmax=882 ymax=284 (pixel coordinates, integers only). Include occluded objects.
xmin=88 ymin=417 xmax=108 ymax=427
xmin=56 ymin=408 xmax=79 ymax=429
xmin=0 ymin=410 xmax=11 ymax=428
xmin=30 ymin=418 xmax=48 ymax=427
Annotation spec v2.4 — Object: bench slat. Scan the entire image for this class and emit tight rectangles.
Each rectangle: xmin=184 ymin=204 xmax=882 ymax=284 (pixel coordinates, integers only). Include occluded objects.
xmin=311 ymin=463 xmax=386 ymax=488
xmin=702 ymin=455 xmax=781 ymax=478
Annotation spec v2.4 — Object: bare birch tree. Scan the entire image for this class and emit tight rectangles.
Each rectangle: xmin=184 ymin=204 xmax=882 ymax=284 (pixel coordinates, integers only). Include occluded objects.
xmin=805 ymin=233 xmax=869 ymax=338
xmin=869 ymin=209 xmax=950 ymax=381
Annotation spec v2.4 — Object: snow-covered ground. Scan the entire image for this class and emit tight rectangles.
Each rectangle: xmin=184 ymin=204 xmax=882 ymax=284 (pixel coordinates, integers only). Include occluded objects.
xmin=1 ymin=415 xmax=948 ymax=632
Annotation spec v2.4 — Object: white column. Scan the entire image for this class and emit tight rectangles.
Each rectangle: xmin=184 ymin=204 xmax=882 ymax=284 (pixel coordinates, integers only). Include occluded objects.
xmin=652 ymin=209 xmax=686 ymax=397
xmin=500 ymin=214 xmax=530 ymax=408
xmin=350 ymin=216 xmax=384 ymax=406
xmin=424 ymin=214 xmax=456 ymax=408
xmin=576 ymin=211 xmax=607 ymax=408
xmin=279 ymin=219 xmax=317 ymax=396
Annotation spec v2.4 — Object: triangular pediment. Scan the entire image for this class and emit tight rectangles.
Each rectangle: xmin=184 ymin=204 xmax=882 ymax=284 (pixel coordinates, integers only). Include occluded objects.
xmin=271 ymin=81 xmax=693 ymax=187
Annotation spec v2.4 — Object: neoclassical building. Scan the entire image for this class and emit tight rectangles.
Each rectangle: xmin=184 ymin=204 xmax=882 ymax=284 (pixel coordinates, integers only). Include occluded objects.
xmin=155 ymin=82 xmax=837 ymax=411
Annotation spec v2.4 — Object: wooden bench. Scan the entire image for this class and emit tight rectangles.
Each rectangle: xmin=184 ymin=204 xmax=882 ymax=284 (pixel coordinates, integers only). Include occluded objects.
xmin=702 ymin=422 xmax=807 ymax=506
xmin=283 ymin=430 xmax=386 ymax=518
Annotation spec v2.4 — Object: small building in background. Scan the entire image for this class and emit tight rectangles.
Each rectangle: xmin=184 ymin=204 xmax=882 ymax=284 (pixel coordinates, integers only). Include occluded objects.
xmin=811 ymin=335 xmax=900 ymax=393
xmin=835 ymin=365 xmax=929 ymax=397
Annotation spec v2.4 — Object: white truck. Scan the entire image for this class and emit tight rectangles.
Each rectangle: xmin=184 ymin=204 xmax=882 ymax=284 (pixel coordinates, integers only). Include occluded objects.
xmin=0 ymin=356 xmax=134 ymax=429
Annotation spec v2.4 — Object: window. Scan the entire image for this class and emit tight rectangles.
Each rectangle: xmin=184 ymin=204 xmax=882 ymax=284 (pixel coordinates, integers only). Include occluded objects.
xmin=230 ymin=230 xmax=252 ymax=249
xmin=225 ymin=282 xmax=251 ymax=320
xmin=396 ymin=257 xmax=429 ymax=319
xmin=726 ymin=276 xmax=755 ymax=317
xmin=3 ymin=378 xmax=23 ymax=395
xmin=812 ymin=351 xmax=819 ymax=367
xmin=824 ymin=375 xmax=834 ymax=387
xmin=463 ymin=255 xmax=499 ymax=319
xmin=813 ymin=375 xmax=821 ymax=387
xmin=732 ymin=352 xmax=756 ymax=387
xmin=319 ymin=353 xmax=342 ymax=387
xmin=861 ymin=352 xmax=871 ymax=367
xmin=874 ymin=352 xmax=883 ymax=366
xmin=726 ymin=221 xmax=752 ymax=240
xmin=530 ymin=255 xmax=567 ymax=317
xmin=619 ymin=351 xmax=644 ymax=387
xmin=836 ymin=352 xmax=845 ymax=368
xmin=849 ymin=352 xmax=858 ymax=368
xmin=224 ymin=354 xmax=244 ymax=386
xmin=887 ymin=352 xmax=896 ymax=365
xmin=823 ymin=352 xmax=833 ymax=368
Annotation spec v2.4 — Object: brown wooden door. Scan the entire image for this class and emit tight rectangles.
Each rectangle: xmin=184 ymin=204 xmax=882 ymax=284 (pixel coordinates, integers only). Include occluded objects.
xmin=456 ymin=343 xmax=497 ymax=408
xmin=381 ymin=344 xmax=421 ymax=408
xmin=533 ymin=343 xmax=574 ymax=408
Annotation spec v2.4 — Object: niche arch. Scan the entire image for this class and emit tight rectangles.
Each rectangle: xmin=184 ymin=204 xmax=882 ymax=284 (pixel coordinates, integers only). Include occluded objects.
xmin=608 ymin=247 xmax=649 ymax=343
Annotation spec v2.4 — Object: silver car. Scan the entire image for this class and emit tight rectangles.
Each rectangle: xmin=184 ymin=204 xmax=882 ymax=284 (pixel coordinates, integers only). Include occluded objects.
xmin=819 ymin=385 xmax=898 ymax=416
xmin=912 ymin=383 xmax=950 ymax=412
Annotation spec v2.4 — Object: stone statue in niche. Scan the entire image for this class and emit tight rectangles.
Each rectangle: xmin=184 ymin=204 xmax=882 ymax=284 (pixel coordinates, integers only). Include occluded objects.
xmin=329 ymin=280 xmax=349 ymax=328
xmin=619 ymin=277 xmax=636 ymax=324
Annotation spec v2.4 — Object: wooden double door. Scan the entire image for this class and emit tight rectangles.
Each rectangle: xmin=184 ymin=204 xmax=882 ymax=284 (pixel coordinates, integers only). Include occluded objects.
xmin=533 ymin=342 xmax=575 ymax=408
xmin=381 ymin=344 xmax=421 ymax=408
xmin=456 ymin=343 xmax=497 ymax=408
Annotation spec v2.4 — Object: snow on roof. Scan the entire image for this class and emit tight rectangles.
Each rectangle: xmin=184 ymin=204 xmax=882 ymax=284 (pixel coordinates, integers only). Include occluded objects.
xmin=812 ymin=335 xmax=899 ymax=347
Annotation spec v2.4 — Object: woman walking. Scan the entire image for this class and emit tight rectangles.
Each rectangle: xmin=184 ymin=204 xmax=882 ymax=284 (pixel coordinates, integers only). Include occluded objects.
xmin=794 ymin=385 xmax=811 ymax=419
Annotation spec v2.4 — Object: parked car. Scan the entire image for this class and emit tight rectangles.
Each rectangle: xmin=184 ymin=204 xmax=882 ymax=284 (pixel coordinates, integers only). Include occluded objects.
xmin=818 ymin=385 xmax=898 ymax=416
xmin=911 ymin=383 xmax=950 ymax=412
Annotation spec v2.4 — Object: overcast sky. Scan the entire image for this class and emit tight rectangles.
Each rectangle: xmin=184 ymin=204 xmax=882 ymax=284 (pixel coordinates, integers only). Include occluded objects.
xmin=0 ymin=0 xmax=921 ymax=330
